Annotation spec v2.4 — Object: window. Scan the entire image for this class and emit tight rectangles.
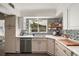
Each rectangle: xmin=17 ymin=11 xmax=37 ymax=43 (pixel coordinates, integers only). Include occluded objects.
xmin=0 ymin=20 xmax=5 ymax=36
xmin=38 ymin=18 xmax=47 ymax=32
xmin=29 ymin=18 xmax=47 ymax=33
xmin=16 ymin=17 xmax=48 ymax=35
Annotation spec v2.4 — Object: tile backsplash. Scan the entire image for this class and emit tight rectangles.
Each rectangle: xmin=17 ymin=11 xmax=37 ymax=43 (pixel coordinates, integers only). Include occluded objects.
xmin=63 ymin=30 xmax=79 ymax=40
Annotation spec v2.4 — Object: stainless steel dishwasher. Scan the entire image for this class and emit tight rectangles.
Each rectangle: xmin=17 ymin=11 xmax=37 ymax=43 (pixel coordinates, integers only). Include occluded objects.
xmin=20 ymin=38 xmax=32 ymax=53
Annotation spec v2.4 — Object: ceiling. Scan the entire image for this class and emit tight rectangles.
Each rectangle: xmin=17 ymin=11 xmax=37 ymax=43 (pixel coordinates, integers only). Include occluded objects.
xmin=13 ymin=3 xmax=78 ymax=17
xmin=13 ymin=3 xmax=72 ymax=11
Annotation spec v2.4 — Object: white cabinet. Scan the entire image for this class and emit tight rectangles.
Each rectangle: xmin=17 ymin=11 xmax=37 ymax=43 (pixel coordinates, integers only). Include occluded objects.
xmin=47 ymin=39 xmax=55 ymax=55
xmin=68 ymin=7 xmax=79 ymax=26
xmin=32 ymin=38 xmax=47 ymax=53
xmin=63 ymin=8 xmax=68 ymax=30
xmin=63 ymin=6 xmax=79 ymax=30
xmin=68 ymin=6 xmax=79 ymax=30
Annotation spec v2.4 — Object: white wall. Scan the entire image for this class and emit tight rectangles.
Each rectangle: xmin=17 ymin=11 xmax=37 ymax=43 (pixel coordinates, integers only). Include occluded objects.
xmin=20 ymin=9 xmax=56 ymax=17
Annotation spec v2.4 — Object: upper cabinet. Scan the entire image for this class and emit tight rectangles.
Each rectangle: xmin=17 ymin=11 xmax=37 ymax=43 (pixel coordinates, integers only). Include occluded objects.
xmin=68 ymin=6 xmax=79 ymax=29
xmin=63 ymin=8 xmax=68 ymax=30
xmin=63 ymin=6 xmax=79 ymax=30
xmin=5 ymin=15 xmax=16 ymax=27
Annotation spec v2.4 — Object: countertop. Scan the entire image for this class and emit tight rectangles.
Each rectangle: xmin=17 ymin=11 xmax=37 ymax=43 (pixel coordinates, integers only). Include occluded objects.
xmin=16 ymin=35 xmax=66 ymax=39
xmin=16 ymin=35 xmax=79 ymax=56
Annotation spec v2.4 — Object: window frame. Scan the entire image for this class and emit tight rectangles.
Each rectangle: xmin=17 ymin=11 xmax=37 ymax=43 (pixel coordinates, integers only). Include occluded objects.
xmin=28 ymin=18 xmax=48 ymax=33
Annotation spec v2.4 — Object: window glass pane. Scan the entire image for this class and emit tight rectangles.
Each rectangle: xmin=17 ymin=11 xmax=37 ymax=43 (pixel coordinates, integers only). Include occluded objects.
xmin=0 ymin=20 xmax=5 ymax=36
xmin=29 ymin=18 xmax=38 ymax=32
xmin=38 ymin=18 xmax=47 ymax=32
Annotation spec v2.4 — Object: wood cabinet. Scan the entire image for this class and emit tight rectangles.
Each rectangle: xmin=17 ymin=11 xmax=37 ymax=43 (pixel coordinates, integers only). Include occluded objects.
xmin=55 ymin=40 xmax=71 ymax=56
xmin=5 ymin=15 xmax=16 ymax=53
xmin=40 ymin=40 xmax=47 ymax=52
xmin=32 ymin=40 xmax=40 ymax=53
xmin=0 ymin=48 xmax=5 ymax=56
xmin=32 ymin=38 xmax=47 ymax=53
xmin=47 ymin=39 xmax=55 ymax=55
xmin=5 ymin=15 xmax=15 ymax=27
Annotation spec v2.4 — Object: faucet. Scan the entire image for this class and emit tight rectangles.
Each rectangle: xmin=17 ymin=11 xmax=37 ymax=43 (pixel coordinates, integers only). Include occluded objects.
xmin=32 ymin=33 xmax=35 ymax=36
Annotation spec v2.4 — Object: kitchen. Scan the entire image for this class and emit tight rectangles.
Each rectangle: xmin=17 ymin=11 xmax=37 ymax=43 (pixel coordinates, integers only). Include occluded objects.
xmin=0 ymin=3 xmax=79 ymax=56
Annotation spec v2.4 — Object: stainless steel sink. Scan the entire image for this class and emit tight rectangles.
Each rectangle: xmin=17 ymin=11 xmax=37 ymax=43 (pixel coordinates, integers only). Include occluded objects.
xmin=33 ymin=35 xmax=45 ymax=37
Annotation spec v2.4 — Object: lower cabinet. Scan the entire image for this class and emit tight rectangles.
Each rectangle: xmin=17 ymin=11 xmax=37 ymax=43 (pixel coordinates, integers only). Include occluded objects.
xmin=55 ymin=41 xmax=71 ymax=56
xmin=32 ymin=38 xmax=47 ymax=53
xmin=0 ymin=48 xmax=5 ymax=56
xmin=71 ymin=52 xmax=78 ymax=56
xmin=47 ymin=39 xmax=55 ymax=55
xmin=18 ymin=37 xmax=78 ymax=56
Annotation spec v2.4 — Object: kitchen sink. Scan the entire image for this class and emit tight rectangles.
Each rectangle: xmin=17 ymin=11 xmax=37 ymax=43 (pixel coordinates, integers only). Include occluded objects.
xmin=59 ymin=39 xmax=79 ymax=46
xmin=34 ymin=35 xmax=45 ymax=37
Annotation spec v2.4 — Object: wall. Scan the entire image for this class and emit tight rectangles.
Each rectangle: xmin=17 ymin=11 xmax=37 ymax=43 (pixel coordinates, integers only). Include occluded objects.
xmin=63 ymin=30 xmax=79 ymax=41
xmin=20 ymin=9 xmax=56 ymax=17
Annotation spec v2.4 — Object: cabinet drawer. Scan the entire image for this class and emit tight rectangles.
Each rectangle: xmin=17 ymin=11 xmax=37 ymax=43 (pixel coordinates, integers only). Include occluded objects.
xmin=55 ymin=41 xmax=71 ymax=56
xmin=47 ymin=39 xmax=55 ymax=55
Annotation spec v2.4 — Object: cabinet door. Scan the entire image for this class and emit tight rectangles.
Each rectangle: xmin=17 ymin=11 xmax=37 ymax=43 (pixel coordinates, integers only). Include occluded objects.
xmin=40 ymin=40 xmax=47 ymax=52
xmin=68 ymin=7 xmax=79 ymax=27
xmin=5 ymin=27 xmax=16 ymax=53
xmin=0 ymin=48 xmax=4 ymax=56
xmin=5 ymin=15 xmax=16 ymax=53
xmin=32 ymin=40 xmax=40 ymax=53
xmin=48 ymin=39 xmax=55 ymax=55
xmin=5 ymin=15 xmax=15 ymax=27
xmin=67 ymin=7 xmax=79 ymax=30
